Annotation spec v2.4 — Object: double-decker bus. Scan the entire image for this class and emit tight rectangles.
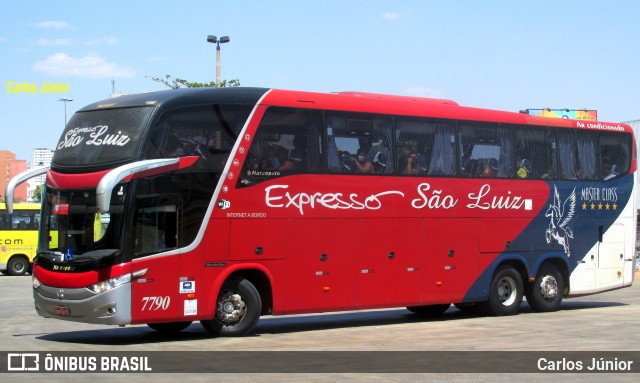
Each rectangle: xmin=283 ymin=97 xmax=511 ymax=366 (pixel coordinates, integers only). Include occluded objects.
xmin=0 ymin=203 xmax=41 ymax=276
xmin=5 ymin=88 xmax=636 ymax=335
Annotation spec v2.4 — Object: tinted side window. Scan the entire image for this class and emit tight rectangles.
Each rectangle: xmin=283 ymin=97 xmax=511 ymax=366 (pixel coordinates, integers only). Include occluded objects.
xmin=558 ymin=130 xmax=597 ymax=181
xmin=239 ymin=107 xmax=323 ymax=187
xmin=600 ymin=132 xmax=631 ymax=181
xmin=145 ymin=104 xmax=252 ymax=172
xmin=514 ymin=126 xmax=557 ymax=179
xmin=459 ymin=122 xmax=513 ymax=178
xmin=396 ymin=118 xmax=456 ymax=176
xmin=327 ymin=113 xmax=393 ymax=174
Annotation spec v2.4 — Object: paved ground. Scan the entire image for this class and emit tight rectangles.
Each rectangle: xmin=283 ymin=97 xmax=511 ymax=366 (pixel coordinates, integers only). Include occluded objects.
xmin=1 ymin=272 xmax=638 ymax=382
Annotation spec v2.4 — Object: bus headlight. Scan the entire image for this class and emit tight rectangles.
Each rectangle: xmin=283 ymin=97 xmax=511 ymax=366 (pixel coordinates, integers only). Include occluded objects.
xmin=32 ymin=276 xmax=41 ymax=289
xmin=87 ymin=274 xmax=131 ymax=294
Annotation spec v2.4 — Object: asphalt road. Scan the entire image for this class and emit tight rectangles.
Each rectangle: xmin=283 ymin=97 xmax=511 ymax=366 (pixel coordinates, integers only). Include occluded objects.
xmin=1 ymin=273 xmax=638 ymax=382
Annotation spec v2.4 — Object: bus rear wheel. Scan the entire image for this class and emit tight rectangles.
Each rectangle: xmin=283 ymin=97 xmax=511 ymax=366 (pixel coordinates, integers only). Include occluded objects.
xmin=7 ymin=256 xmax=29 ymax=276
xmin=526 ymin=264 xmax=565 ymax=312
xmin=480 ymin=265 xmax=523 ymax=316
xmin=147 ymin=321 xmax=192 ymax=333
xmin=201 ymin=278 xmax=262 ymax=337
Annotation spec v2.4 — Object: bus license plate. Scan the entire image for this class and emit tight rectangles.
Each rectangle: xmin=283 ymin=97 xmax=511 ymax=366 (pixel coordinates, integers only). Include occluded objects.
xmin=54 ymin=306 xmax=70 ymax=317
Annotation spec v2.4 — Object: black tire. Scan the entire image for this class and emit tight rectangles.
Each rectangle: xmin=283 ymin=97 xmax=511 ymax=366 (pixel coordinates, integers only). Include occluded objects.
xmin=526 ymin=263 xmax=565 ymax=312
xmin=7 ymin=256 xmax=29 ymax=276
xmin=406 ymin=304 xmax=450 ymax=316
xmin=147 ymin=321 xmax=192 ymax=333
xmin=201 ymin=278 xmax=262 ymax=337
xmin=480 ymin=265 xmax=523 ymax=316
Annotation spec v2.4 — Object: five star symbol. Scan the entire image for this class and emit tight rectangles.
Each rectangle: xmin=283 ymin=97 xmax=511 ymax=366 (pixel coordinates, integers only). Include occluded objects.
xmin=582 ymin=201 xmax=618 ymax=210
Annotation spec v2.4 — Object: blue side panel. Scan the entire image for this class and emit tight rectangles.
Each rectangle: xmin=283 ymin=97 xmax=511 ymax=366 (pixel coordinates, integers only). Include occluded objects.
xmin=463 ymin=174 xmax=634 ymax=302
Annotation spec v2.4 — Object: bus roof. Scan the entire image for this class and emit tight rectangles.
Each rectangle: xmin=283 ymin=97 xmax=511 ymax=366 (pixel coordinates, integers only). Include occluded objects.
xmin=76 ymin=87 xmax=270 ymax=112
xmin=261 ymin=88 xmax=633 ymax=134
xmin=74 ymin=87 xmax=632 ymax=134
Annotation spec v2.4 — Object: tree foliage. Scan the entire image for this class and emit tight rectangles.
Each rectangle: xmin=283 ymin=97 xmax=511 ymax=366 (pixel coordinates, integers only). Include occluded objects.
xmin=147 ymin=74 xmax=240 ymax=89
xmin=31 ymin=185 xmax=45 ymax=203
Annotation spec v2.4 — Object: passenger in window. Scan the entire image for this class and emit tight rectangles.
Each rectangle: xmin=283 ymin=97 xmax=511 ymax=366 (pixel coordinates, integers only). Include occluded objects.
xmin=462 ymin=159 xmax=478 ymax=177
xmin=405 ymin=153 xmax=427 ymax=175
xmin=405 ymin=153 xmax=419 ymax=175
xmin=260 ymin=148 xmax=281 ymax=171
xmin=517 ymin=159 xmax=532 ymax=179
xmin=480 ymin=158 xmax=498 ymax=177
xmin=372 ymin=152 xmax=387 ymax=174
xmin=353 ymin=148 xmax=374 ymax=174
xmin=279 ymin=149 xmax=302 ymax=172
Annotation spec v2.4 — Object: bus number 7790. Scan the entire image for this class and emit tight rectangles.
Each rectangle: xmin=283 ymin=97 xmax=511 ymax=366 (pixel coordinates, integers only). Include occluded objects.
xmin=141 ymin=296 xmax=170 ymax=311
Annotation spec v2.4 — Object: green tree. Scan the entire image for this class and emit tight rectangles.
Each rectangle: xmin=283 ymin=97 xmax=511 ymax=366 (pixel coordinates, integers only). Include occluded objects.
xmin=31 ymin=185 xmax=45 ymax=203
xmin=147 ymin=74 xmax=240 ymax=89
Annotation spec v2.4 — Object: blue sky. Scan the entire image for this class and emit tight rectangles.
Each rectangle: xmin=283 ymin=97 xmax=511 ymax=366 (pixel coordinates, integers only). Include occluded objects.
xmin=1 ymin=1 xmax=639 ymax=162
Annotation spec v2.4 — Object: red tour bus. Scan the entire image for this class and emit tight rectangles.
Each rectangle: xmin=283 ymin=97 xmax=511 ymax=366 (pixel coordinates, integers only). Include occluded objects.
xmin=5 ymin=88 xmax=637 ymax=336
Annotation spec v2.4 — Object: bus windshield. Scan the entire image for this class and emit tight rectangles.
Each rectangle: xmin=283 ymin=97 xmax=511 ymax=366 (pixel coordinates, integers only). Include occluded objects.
xmin=38 ymin=185 xmax=128 ymax=269
xmin=53 ymin=107 xmax=154 ymax=168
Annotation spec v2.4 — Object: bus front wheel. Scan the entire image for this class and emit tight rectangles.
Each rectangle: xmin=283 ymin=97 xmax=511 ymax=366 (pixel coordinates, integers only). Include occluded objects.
xmin=201 ymin=278 xmax=262 ymax=337
xmin=7 ymin=256 xmax=29 ymax=276
xmin=480 ymin=265 xmax=523 ymax=316
xmin=526 ymin=264 xmax=565 ymax=312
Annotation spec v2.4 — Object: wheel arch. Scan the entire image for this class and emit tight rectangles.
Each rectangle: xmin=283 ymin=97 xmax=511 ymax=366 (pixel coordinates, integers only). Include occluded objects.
xmin=205 ymin=263 xmax=274 ymax=319
xmin=488 ymin=254 xmax=530 ymax=284
xmin=225 ymin=268 xmax=273 ymax=316
xmin=497 ymin=258 xmax=528 ymax=283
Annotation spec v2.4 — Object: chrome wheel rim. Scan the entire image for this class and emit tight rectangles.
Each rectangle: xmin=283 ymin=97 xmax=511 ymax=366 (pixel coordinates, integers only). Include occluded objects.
xmin=497 ymin=276 xmax=517 ymax=306
xmin=216 ymin=291 xmax=247 ymax=324
xmin=539 ymin=275 xmax=558 ymax=302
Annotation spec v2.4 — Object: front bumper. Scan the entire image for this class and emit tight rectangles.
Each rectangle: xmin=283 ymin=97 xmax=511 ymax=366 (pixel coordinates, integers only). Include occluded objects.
xmin=34 ymin=282 xmax=132 ymax=325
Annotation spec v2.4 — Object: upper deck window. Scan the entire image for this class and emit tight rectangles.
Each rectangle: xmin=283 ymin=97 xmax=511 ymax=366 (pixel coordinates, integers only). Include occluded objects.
xmin=599 ymin=132 xmax=632 ymax=181
xmin=395 ymin=118 xmax=456 ymax=176
xmin=145 ymin=104 xmax=253 ymax=172
xmin=326 ymin=113 xmax=393 ymax=175
xmin=513 ymin=126 xmax=557 ymax=179
xmin=53 ymin=106 xmax=153 ymax=169
xmin=558 ymin=130 xmax=597 ymax=181
xmin=459 ymin=122 xmax=513 ymax=178
xmin=238 ymin=107 xmax=323 ymax=187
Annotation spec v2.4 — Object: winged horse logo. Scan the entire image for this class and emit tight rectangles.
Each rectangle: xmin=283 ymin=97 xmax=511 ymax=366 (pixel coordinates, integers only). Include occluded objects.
xmin=545 ymin=186 xmax=576 ymax=257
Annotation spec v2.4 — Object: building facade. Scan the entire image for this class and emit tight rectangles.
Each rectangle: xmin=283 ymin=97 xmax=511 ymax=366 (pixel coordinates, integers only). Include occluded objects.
xmin=28 ymin=148 xmax=54 ymax=202
xmin=0 ymin=150 xmax=27 ymax=203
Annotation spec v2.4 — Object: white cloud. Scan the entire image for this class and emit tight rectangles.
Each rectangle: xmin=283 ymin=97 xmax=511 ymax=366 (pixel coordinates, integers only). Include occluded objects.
xmin=33 ymin=53 xmax=135 ymax=78
xmin=85 ymin=37 xmax=120 ymax=46
xmin=382 ymin=12 xmax=401 ymax=20
xmin=36 ymin=38 xmax=72 ymax=46
xmin=36 ymin=21 xmax=72 ymax=30
xmin=406 ymin=86 xmax=442 ymax=98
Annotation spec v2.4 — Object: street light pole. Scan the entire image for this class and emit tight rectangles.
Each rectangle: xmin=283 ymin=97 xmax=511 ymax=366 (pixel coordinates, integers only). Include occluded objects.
xmin=207 ymin=35 xmax=230 ymax=86
xmin=58 ymin=97 xmax=73 ymax=126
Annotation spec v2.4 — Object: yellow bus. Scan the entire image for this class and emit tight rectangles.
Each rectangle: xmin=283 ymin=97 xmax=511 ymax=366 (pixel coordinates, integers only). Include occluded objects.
xmin=0 ymin=203 xmax=40 ymax=276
